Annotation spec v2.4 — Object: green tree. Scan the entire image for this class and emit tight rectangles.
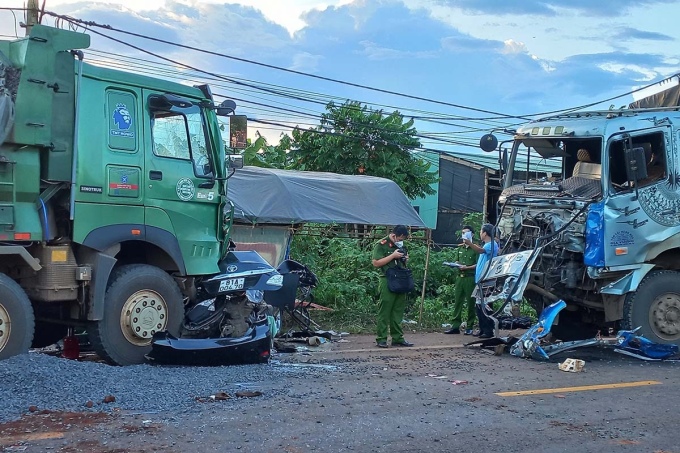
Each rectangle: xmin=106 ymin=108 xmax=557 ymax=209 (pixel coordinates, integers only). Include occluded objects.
xmin=282 ymin=100 xmax=438 ymax=199
xmin=238 ymin=133 xmax=291 ymax=168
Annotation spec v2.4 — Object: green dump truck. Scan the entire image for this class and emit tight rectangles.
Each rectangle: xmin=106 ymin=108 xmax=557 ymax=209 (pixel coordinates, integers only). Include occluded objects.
xmin=0 ymin=24 xmax=278 ymax=365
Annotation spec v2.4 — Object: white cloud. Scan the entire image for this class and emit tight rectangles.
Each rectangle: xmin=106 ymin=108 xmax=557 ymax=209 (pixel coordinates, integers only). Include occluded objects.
xmin=44 ymin=0 xmax=357 ymax=35
xmin=358 ymin=40 xmax=437 ymax=60
xmin=538 ymin=60 xmax=557 ymax=72
xmin=289 ymin=52 xmax=323 ymax=72
xmin=598 ymin=63 xmax=657 ymax=81
xmin=501 ymin=39 xmax=527 ymax=55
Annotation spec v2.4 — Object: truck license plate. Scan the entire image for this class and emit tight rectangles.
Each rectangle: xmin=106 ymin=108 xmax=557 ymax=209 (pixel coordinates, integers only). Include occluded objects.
xmin=219 ymin=278 xmax=245 ymax=292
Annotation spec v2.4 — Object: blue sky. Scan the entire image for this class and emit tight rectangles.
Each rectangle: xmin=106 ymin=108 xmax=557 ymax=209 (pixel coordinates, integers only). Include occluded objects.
xmin=3 ymin=0 xmax=680 ymax=156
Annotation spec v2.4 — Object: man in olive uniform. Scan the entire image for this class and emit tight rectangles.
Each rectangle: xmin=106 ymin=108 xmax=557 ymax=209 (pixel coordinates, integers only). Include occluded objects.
xmin=444 ymin=225 xmax=478 ymax=335
xmin=372 ymin=225 xmax=414 ymax=348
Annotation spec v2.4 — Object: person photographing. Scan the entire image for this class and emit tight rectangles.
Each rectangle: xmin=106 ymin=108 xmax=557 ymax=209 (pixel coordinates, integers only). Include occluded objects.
xmin=372 ymin=225 xmax=414 ymax=348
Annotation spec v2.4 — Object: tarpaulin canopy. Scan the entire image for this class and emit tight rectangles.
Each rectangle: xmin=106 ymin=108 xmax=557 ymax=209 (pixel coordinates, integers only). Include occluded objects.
xmin=227 ymin=166 xmax=425 ymax=227
xmin=629 ymin=83 xmax=680 ymax=108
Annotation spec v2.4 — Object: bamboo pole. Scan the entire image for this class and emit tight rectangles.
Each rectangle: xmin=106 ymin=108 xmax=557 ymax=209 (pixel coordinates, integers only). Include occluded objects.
xmin=418 ymin=229 xmax=431 ymax=325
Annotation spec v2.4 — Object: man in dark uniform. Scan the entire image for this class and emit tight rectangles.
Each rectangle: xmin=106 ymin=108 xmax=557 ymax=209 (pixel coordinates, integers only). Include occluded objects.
xmin=444 ymin=225 xmax=478 ymax=335
xmin=372 ymin=225 xmax=414 ymax=348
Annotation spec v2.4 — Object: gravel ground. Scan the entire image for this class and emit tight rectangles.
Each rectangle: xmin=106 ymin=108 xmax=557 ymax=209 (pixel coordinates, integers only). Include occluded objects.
xmin=2 ymin=334 xmax=680 ymax=452
xmin=0 ymin=351 xmax=336 ymax=423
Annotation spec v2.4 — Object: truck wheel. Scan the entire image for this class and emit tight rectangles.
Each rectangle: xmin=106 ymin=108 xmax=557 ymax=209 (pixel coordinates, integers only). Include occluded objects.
xmin=0 ymin=274 xmax=35 ymax=360
xmin=622 ymin=270 xmax=680 ymax=344
xmin=88 ymin=264 xmax=184 ymax=365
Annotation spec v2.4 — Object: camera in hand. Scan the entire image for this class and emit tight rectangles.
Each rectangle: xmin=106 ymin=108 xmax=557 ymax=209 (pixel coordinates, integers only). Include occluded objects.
xmin=396 ymin=247 xmax=407 ymax=263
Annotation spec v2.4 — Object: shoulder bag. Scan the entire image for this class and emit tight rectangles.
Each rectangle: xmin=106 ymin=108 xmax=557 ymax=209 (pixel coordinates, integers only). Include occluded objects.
xmin=385 ymin=264 xmax=415 ymax=293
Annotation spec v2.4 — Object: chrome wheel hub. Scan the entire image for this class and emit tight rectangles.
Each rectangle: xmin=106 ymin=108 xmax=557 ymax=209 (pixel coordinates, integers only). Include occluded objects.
xmin=120 ymin=290 xmax=168 ymax=346
xmin=0 ymin=303 xmax=9 ymax=352
xmin=650 ymin=294 xmax=680 ymax=340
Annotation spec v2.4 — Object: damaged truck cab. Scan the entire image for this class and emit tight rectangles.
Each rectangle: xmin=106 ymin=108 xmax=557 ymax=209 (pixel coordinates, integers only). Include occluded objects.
xmin=480 ymin=108 xmax=680 ymax=344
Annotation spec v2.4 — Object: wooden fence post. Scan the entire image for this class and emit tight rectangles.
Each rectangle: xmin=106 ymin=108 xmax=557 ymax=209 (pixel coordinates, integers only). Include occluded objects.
xmin=419 ymin=229 xmax=431 ymax=325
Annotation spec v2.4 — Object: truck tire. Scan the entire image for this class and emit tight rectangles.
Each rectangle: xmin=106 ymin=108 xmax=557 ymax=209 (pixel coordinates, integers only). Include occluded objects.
xmin=622 ymin=270 xmax=680 ymax=345
xmin=0 ymin=274 xmax=35 ymax=360
xmin=88 ymin=264 xmax=184 ymax=366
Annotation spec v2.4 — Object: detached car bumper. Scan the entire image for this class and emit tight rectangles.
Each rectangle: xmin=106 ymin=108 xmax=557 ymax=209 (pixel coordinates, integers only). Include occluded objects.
xmin=146 ymin=319 xmax=272 ymax=366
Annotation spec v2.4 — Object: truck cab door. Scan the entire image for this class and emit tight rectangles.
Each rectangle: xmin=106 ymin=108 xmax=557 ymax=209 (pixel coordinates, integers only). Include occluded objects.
xmin=604 ymin=126 xmax=674 ymax=266
xmin=142 ymin=91 xmax=221 ymax=275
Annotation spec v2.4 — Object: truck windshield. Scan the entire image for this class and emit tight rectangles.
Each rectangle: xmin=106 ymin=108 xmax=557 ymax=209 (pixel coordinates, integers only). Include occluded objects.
xmin=506 ymin=141 xmax=565 ymax=187
xmin=505 ymin=136 xmax=607 ymax=190
xmin=152 ymin=110 xmax=213 ymax=177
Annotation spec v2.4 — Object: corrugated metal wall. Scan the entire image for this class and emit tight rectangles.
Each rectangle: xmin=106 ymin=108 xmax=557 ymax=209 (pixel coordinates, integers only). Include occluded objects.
xmin=433 ymin=159 xmax=486 ymax=245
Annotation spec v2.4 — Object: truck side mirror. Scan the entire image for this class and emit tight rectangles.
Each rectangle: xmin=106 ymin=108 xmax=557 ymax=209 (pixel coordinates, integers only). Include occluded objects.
xmin=216 ymin=99 xmax=237 ymax=116
xmin=625 ymin=147 xmax=648 ymax=182
xmin=480 ymin=134 xmax=498 ymax=153
xmin=227 ymin=154 xmax=244 ymax=169
xmin=228 ymin=115 xmax=248 ymax=150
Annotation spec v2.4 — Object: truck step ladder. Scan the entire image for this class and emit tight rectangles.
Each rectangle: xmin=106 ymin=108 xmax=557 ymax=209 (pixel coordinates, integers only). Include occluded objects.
xmin=0 ymin=156 xmax=15 ymax=228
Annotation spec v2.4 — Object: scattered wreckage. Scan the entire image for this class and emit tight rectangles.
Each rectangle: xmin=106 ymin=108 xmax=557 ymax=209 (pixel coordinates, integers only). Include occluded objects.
xmin=466 ymin=300 xmax=680 ymax=362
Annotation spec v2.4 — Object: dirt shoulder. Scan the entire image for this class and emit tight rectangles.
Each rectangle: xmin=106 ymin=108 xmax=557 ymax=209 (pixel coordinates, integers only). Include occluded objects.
xmin=3 ymin=329 xmax=678 ymax=453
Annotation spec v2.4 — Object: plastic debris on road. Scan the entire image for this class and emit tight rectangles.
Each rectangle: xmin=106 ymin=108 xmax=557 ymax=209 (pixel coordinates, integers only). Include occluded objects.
xmin=558 ymin=358 xmax=585 ymax=372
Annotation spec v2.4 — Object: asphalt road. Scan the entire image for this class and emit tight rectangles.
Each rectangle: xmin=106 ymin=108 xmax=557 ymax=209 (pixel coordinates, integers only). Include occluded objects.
xmin=1 ymin=330 xmax=678 ymax=453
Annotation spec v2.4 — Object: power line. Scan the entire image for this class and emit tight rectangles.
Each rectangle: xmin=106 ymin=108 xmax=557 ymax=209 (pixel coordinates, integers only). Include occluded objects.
xmin=85 ymin=52 xmax=506 ymax=148
xmin=42 ymin=10 xmax=533 ymax=120
xmin=85 ymin=48 xmax=513 ymax=132
xmin=84 ymin=53 xmax=496 ymax=148
xmin=7 ymin=7 xmax=677 ymax=125
xmin=249 ymin=118 xmax=481 ymax=153
xmin=44 ymin=10 xmax=674 ymax=121
xmin=14 ymin=9 xmax=673 ymax=156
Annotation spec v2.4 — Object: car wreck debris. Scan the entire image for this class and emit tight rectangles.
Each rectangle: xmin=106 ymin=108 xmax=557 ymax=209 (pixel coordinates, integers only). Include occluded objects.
xmin=558 ymin=359 xmax=585 ymax=372
xmin=509 ymin=300 xmax=680 ymax=361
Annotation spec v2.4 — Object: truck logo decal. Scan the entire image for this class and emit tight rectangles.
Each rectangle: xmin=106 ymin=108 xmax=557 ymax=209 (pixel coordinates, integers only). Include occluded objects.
xmin=176 ymin=178 xmax=195 ymax=201
xmin=610 ymin=231 xmax=634 ymax=247
xmin=110 ymin=103 xmax=134 ymax=138
xmin=612 ymin=206 xmax=640 ymax=216
xmin=638 ymin=184 xmax=680 ymax=227
xmin=197 ymin=191 xmax=215 ymax=201
xmin=109 ymin=174 xmax=138 ymax=191
xmin=80 ymin=185 xmax=102 ymax=194
xmin=616 ymin=218 xmax=648 ymax=229
xmin=226 ymin=265 xmax=238 ymax=273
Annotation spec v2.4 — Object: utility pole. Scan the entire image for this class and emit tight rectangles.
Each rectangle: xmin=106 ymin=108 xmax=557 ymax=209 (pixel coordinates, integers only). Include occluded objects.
xmin=25 ymin=0 xmax=41 ymax=36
